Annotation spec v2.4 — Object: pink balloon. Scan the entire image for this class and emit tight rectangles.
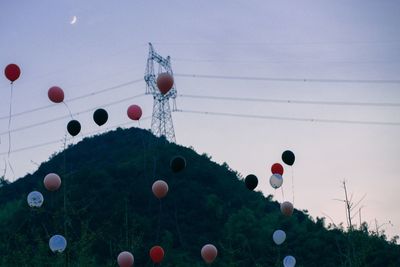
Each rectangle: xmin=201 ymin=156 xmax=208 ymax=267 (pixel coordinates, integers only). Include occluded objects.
xmin=127 ymin=105 xmax=142 ymax=121
xmin=152 ymin=180 xmax=168 ymax=199
xmin=201 ymin=244 xmax=218 ymax=264
xmin=48 ymin=86 xmax=64 ymax=103
xmin=156 ymin=73 xmax=174 ymax=95
xmin=43 ymin=173 xmax=61 ymax=191
xmin=117 ymin=251 xmax=134 ymax=267
xmin=280 ymin=201 xmax=294 ymax=216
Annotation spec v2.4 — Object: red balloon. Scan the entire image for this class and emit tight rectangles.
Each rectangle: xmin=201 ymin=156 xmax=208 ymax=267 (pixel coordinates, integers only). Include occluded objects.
xmin=48 ymin=86 xmax=65 ymax=103
xmin=4 ymin=64 xmax=21 ymax=83
xmin=150 ymin=245 xmax=164 ymax=264
xmin=271 ymin=163 xmax=284 ymax=175
xmin=117 ymin=251 xmax=134 ymax=267
xmin=43 ymin=173 xmax=61 ymax=191
xmin=201 ymin=244 xmax=218 ymax=264
xmin=152 ymin=180 xmax=168 ymax=199
xmin=127 ymin=105 xmax=142 ymax=121
xmin=280 ymin=201 xmax=294 ymax=216
xmin=156 ymin=73 xmax=174 ymax=95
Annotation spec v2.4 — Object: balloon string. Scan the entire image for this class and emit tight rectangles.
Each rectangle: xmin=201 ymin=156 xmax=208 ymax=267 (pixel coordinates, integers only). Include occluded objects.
xmin=291 ymin=167 xmax=295 ymax=204
xmin=7 ymin=160 xmax=15 ymax=179
xmin=153 ymin=157 xmax=157 ymax=178
xmin=1 ymin=159 xmax=6 ymax=178
xmin=156 ymin=199 xmax=162 ymax=242
xmin=7 ymin=84 xmax=15 ymax=178
xmin=63 ymin=134 xmax=68 ymax=243
xmin=148 ymin=157 xmax=157 ymax=216
xmin=125 ymin=198 xmax=129 ymax=247
xmin=139 ymin=128 xmax=147 ymax=172
xmin=277 ymin=246 xmax=281 ymax=266
xmin=62 ymin=101 xmax=74 ymax=119
xmin=281 ymin=186 xmax=285 ymax=202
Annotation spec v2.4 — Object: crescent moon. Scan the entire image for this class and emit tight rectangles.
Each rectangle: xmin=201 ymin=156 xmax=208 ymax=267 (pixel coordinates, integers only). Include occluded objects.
xmin=70 ymin=16 xmax=77 ymax=25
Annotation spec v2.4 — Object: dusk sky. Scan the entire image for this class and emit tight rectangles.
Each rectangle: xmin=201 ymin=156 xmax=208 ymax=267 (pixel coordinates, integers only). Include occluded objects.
xmin=1 ymin=1 xmax=399 ymax=239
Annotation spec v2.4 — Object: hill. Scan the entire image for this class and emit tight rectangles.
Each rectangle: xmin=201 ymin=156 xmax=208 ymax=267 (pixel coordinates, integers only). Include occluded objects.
xmin=0 ymin=127 xmax=398 ymax=266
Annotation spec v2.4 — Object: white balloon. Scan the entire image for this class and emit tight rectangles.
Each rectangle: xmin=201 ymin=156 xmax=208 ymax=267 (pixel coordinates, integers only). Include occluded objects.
xmin=27 ymin=191 xmax=44 ymax=208
xmin=269 ymin=174 xmax=283 ymax=189
xmin=49 ymin=235 xmax=67 ymax=253
xmin=283 ymin=255 xmax=296 ymax=267
xmin=272 ymin=229 xmax=286 ymax=245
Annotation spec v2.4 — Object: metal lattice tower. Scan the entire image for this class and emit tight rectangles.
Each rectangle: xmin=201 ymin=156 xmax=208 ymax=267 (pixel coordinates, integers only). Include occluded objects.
xmin=144 ymin=43 xmax=177 ymax=143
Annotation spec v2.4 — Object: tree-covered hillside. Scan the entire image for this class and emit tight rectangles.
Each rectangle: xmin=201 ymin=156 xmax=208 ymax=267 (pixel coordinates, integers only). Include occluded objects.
xmin=0 ymin=127 xmax=398 ymax=266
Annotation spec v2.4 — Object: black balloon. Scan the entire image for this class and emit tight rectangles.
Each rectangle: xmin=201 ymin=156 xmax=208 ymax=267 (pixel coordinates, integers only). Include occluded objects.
xmin=93 ymin=108 xmax=108 ymax=126
xmin=245 ymin=174 xmax=258 ymax=191
xmin=282 ymin=150 xmax=295 ymax=166
xmin=170 ymin=156 xmax=186 ymax=173
xmin=67 ymin=120 xmax=81 ymax=136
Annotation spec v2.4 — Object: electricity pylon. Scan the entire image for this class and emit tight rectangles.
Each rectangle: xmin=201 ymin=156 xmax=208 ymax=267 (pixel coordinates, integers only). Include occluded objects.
xmin=144 ymin=43 xmax=177 ymax=143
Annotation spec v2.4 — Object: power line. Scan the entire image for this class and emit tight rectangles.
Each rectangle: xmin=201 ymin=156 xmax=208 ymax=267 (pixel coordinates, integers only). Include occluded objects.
xmin=0 ymin=79 xmax=144 ymax=121
xmin=2 ymin=73 xmax=397 ymax=125
xmin=178 ymin=94 xmax=400 ymax=107
xmin=68 ymin=79 xmax=143 ymax=102
xmin=175 ymin=73 xmax=400 ymax=84
xmin=173 ymin=57 xmax=400 ymax=65
xmin=175 ymin=109 xmax=400 ymax=126
xmin=0 ymin=44 xmax=147 ymax=91
xmin=0 ymin=93 xmax=146 ymax=136
xmin=153 ymin=40 xmax=400 ymax=46
xmin=0 ymin=117 xmax=151 ymax=156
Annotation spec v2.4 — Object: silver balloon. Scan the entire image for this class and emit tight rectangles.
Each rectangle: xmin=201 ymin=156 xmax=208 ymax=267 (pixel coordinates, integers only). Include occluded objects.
xmin=49 ymin=235 xmax=67 ymax=253
xmin=272 ymin=229 xmax=286 ymax=245
xmin=27 ymin=191 xmax=44 ymax=208
xmin=283 ymin=255 xmax=296 ymax=267
xmin=269 ymin=174 xmax=283 ymax=189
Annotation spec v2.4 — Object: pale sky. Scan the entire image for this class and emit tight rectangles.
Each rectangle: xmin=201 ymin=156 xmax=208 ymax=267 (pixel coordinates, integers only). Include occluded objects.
xmin=1 ymin=0 xmax=399 ymax=239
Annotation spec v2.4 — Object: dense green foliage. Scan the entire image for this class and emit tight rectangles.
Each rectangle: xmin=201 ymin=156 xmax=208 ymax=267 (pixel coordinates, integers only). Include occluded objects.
xmin=0 ymin=127 xmax=398 ymax=266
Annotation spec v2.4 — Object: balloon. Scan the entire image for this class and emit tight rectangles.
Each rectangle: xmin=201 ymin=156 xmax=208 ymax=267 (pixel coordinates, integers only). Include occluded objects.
xmin=49 ymin=235 xmax=67 ymax=253
xmin=280 ymin=201 xmax=294 ymax=216
xmin=272 ymin=229 xmax=286 ymax=245
xmin=93 ymin=108 xmax=108 ymax=126
xmin=117 ymin=251 xmax=134 ymax=267
xmin=271 ymin=163 xmax=284 ymax=175
xmin=152 ymin=180 xmax=169 ymax=199
xmin=67 ymin=120 xmax=81 ymax=136
xmin=269 ymin=174 xmax=283 ymax=189
xmin=283 ymin=255 xmax=296 ymax=267
xmin=245 ymin=174 xmax=258 ymax=191
xmin=150 ymin=245 xmax=165 ymax=264
xmin=170 ymin=156 xmax=186 ymax=173
xmin=48 ymin=86 xmax=64 ymax=103
xmin=282 ymin=150 xmax=295 ymax=166
xmin=127 ymin=105 xmax=142 ymax=120
xmin=27 ymin=191 xmax=44 ymax=208
xmin=156 ymin=72 xmax=174 ymax=95
xmin=201 ymin=244 xmax=218 ymax=264
xmin=44 ymin=173 xmax=61 ymax=191
xmin=4 ymin=64 xmax=21 ymax=83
